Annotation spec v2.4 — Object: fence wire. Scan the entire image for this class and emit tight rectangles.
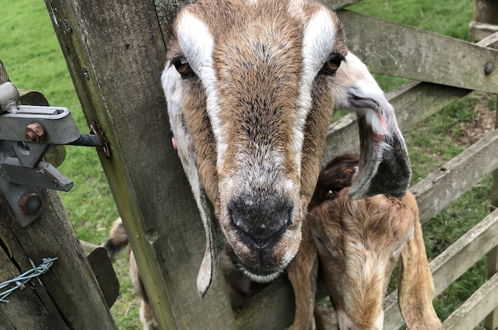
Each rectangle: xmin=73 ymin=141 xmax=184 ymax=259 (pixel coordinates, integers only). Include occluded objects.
xmin=0 ymin=257 xmax=57 ymax=303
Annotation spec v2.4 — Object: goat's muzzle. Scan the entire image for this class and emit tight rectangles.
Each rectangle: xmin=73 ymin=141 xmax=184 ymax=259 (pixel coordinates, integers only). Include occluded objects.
xmin=225 ymin=194 xmax=298 ymax=282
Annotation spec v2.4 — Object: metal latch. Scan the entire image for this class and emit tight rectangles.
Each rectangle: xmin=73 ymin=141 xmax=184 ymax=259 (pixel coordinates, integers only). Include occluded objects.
xmin=0 ymin=82 xmax=109 ymax=227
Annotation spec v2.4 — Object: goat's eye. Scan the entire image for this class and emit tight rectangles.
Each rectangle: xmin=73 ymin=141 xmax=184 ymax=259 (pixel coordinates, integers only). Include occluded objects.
xmin=320 ymin=53 xmax=345 ymax=76
xmin=172 ymin=57 xmax=195 ymax=79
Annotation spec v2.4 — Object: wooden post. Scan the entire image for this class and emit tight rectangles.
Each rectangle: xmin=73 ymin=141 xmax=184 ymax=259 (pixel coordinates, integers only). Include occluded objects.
xmin=486 ymin=103 xmax=498 ymax=329
xmin=44 ymin=1 xmax=236 ymax=329
xmin=470 ymin=0 xmax=498 ymax=42
xmin=0 ymin=63 xmax=116 ymax=329
xmin=475 ymin=1 xmax=498 ymax=327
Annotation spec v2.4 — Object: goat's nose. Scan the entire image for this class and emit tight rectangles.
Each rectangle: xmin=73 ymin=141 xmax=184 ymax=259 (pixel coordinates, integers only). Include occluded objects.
xmin=228 ymin=195 xmax=292 ymax=248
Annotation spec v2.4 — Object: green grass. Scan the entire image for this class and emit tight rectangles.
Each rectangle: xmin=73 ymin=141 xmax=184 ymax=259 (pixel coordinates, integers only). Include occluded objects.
xmin=0 ymin=0 xmax=493 ymax=329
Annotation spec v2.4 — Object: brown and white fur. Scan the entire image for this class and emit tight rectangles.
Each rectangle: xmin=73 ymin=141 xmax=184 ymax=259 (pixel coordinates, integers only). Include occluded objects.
xmin=107 ymin=29 xmax=411 ymax=328
xmin=161 ymin=0 xmax=411 ymax=296
xmin=288 ymin=155 xmax=441 ymax=330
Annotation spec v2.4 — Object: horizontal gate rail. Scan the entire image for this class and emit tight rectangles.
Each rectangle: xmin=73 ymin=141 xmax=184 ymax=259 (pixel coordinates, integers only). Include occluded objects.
xmin=384 ymin=209 xmax=498 ymax=328
xmin=442 ymin=273 xmax=498 ymax=330
xmin=413 ymin=130 xmax=498 ymax=224
xmin=338 ymin=10 xmax=498 ymax=93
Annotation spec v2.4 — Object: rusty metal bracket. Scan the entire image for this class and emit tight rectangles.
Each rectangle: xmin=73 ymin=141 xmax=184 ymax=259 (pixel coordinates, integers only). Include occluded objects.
xmin=0 ymin=82 xmax=110 ymax=227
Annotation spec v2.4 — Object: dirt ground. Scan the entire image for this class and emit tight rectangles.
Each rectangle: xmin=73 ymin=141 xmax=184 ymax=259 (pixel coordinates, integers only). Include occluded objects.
xmin=458 ymin=93 xmax=497 ymax=145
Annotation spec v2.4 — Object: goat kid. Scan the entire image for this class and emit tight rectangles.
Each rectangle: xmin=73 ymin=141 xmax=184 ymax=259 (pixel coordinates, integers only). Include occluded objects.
xmin=288 ymin=155 xmax=441 ymax=330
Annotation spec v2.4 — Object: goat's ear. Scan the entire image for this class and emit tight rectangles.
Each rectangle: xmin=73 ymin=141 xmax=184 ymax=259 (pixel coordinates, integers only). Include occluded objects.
xmin=335 ymin=53 xmax=411 ymax=200
xmin=351 ymin=102 xmax=411 ymax=200
xmin=197 ymin=192 xmax=224 ymax=297
xmin=398 ymin=210 xmax=441 ymax=329
xmin=162 ymin=64 xmax=221 ymax=297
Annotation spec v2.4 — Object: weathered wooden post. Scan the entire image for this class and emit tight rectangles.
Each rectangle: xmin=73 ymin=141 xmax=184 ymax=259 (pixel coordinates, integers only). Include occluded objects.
xmin=0 ymin=62 xmax=116 ymax=329
xmin=487 ymin=64 xmax=498 ymax=330
xmin=470 ymin=0 xmax=498 ymax=42
xmin=471 ymin=2 xmax=498 ymax=328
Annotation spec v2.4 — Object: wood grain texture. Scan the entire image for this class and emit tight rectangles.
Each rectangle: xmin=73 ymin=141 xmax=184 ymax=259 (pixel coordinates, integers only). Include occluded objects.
xmin=442 ymin=274 xmax=498 ymax=330
xmin=338 ymin=10 xmax=498 ymax=93
xmin=384 ymin=209 xmax=498 ymax=329
xmin=473 ymin=0 xmax=498 ymax=25
xmin=412 ymin=130 xmax=498 ymax=224
xmin=483 ymin=31 xmax=498 ymax=330
xmin=45 ymin=0 xmax=235 ymax=328
xmin=0 ymin=191 xmax=117 ymax=329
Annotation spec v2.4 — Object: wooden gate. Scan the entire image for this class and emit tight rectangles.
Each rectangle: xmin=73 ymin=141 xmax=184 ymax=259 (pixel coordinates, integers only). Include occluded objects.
xmin=43 ymin=0 xmax=498 ymax=328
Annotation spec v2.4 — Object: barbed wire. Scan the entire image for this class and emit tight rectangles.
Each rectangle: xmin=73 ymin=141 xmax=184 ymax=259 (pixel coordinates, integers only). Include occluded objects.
xmin=0 ymin=257 xmax=57 ymax=303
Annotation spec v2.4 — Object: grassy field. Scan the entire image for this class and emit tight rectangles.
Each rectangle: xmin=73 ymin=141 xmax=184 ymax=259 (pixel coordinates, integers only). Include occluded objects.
xmin=0 ymin=0 xmax=494 ymax=329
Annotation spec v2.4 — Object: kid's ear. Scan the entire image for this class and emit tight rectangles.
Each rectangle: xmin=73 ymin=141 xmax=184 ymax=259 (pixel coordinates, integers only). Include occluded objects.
xmin=398 ymin=217 xmax=441 ymax=329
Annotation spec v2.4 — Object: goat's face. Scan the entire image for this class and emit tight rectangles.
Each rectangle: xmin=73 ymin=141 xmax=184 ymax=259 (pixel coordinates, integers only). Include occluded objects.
xmin=311 ymin=190 xmax=414 ymax=329
xmin=162 ymin=0 xmax=410 ymax=285
xmin=163 ymin=0 xmax=347 ymax=281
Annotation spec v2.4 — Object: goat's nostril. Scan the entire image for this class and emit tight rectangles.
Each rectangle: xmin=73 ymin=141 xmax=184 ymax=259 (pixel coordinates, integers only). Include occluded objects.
xmin=228 ymin=195 xmax=292 ymax=248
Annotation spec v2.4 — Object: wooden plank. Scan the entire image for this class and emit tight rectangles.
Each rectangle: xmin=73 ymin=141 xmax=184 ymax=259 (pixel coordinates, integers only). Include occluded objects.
xmin=384 ymin=209 xmax=498 ymax=329
xmin=45 ymin=1 xmax=236 ymax=329
xmin=80 ymin=241 xmax=120 ymax=308
xmin=485 ymin=249 xmax=498 ymax=329
xmin=0 ymin=215 xmax=67 ymax=330
xmin=412 ymin=130 xmax=498 ymax=224
xmin=485 ymin=34 xmax=498 ymax=330
xmin=323 ymin=81 xmax=470 ymax=162
xmin=0 ymin=190 xmax=117 ymax=329
xmin=473 ymin=0 xmax=498 ymax=25
xmin=338 ymin=10 xmax=498 ymax=93
xmin=442 ymin=273 xmax=498 ymax=330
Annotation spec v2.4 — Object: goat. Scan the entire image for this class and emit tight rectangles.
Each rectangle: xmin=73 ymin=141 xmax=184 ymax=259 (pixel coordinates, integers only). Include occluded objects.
xmin=104 ymin=219 xmax=159 ymax=330
xmin=107 ymin=0 xmax=414 ymax=324
xmin=288 ymin=155 xmax=441 ymax=330
xmin=162 ymin=0 xmax=411 ymax=297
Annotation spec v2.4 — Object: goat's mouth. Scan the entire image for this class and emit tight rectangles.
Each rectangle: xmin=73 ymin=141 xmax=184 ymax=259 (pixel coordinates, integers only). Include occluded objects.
xmin=238 ymin=263 xmax=287 ymax=283
xmin=229 ymin=249 xmax=295 ymax=283
xmin=225 ymin=225 xmax=300 ymax=283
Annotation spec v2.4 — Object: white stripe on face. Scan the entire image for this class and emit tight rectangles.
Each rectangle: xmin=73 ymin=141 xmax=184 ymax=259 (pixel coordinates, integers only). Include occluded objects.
xmin=295 ymin=10 xmax=336 ymax=175
xmin=176 ymin=12 xmax=228 ymax=172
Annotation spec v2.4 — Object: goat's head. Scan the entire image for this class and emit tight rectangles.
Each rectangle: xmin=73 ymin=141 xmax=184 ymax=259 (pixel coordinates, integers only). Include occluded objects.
xmin=161 ymin=0 xmax=410 ymax=289
xmin=310 ymin=157 xmax=439 ymax=329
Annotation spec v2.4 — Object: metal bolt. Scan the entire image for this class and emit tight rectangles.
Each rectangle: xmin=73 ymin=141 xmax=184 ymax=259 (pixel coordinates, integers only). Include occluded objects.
xmin=82 ymin=67 xmax=90 ymax=80
xmin=485 ymin=62 xmax=495 ymax=75
xmin=18 ymin=193 xmax=42 ymax=215
xmin=62 ymin=19 xmax=72 ymax=34
xmin=25 ymin=122 xmax=45 ymax=143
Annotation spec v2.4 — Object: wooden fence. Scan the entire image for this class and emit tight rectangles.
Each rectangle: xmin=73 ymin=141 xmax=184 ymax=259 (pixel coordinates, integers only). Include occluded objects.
xmin=42 ymin=0 xmax=498 ymax=329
